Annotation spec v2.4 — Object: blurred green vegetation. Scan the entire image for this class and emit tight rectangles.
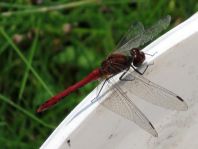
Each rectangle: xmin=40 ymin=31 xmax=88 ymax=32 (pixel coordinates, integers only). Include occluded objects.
xmin=0 ymin=0 xmax=197 ymax=148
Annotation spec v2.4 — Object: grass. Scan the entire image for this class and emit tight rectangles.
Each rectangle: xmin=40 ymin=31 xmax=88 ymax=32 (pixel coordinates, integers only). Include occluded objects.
xmin=0 ymin=0 xmax=197 ymax=148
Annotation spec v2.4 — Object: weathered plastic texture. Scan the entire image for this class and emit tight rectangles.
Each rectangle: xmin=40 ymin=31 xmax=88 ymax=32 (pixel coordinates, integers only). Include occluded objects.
xmin=40 ymin=13 xmax=198 ymax=149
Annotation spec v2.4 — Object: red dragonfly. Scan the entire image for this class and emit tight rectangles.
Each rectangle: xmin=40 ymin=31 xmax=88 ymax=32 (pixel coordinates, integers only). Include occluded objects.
xmin=37 ymin=16 xmax=188 ymax=137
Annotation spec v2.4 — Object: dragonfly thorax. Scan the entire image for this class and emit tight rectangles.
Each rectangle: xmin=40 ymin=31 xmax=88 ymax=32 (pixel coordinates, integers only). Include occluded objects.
xmin=100 ymin=53 xmax=132 ymax=76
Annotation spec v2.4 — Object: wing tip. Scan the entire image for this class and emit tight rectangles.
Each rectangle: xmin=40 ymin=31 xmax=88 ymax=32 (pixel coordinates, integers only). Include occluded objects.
xmin=177 ymin=96 xmax=188 ymax=110
xmin=166 ymin=15 xmax=172 ymax=22
xmin=176 ymin=96 xmax=184 ymax=102
xmin=149 ymin=122 xmax=158 ymax=137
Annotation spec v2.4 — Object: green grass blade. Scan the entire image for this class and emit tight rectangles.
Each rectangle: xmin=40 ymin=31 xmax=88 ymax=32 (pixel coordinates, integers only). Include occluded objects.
xmin=1 ymin=0 xmax=97 ymax=17
xmin=0 ymin=28 xmax=53 ymax=96
xmin=0 ymin=2 xmax=34 ymax=9
xmin=0 ymin=43 xmax=8 ymax=55
xmin=0 ymin=94 xmax=55 ymax=129
xmin=18 ymin=28 xmax=39 ymax=99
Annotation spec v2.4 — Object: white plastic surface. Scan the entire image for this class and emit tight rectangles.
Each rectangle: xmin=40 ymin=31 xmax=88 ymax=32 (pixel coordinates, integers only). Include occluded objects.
xmin=40 ymin=13 xmax=198 ymax=149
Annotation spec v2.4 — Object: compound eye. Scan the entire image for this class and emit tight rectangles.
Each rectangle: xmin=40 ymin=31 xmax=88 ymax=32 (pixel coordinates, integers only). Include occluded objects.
xmin=133 ymin=52 xmax=145 ymax=67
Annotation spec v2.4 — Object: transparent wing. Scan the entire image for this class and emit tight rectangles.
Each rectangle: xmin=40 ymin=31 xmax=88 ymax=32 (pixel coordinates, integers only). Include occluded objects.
xmin=120 ymin=70 xmax=188 ymax=111
xmin=101 ymin=79 xmax=158 ymax=137
xmin=139 ymin=15 xmax=171 ymax=47
xmin=117 ymin=15 xmax=171 ymax=53
xmin=115 ymin=22 xmax=144 ymax=51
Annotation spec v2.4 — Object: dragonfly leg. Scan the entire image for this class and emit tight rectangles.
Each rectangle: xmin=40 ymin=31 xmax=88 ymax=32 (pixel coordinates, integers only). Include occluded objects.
xmin=91 ymin=76 xmax=113 ymax=103
xmin=119 ymin=68 xmax=134 ymax=81
xmin=144 ymin=51 xmax=157 ymax=66
xmin=144 ymin=51 xmax=157 ymax=57
xmin=131 ymin=64 xmax=148 ymax=75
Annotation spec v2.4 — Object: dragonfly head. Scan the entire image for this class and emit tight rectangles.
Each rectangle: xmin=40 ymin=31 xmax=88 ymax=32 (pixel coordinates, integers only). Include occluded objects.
xmin=130 ymin=48 xmax=145 ymax=67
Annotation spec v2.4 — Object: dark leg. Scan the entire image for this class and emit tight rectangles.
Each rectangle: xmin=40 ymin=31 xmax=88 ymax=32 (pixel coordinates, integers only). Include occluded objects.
xmin=91 ymin=76 xmax=113 ymax=103
xmin=131 ymin=64 xmax=148 ymax=75
xmin=144 ymin=51 xmax=157 ymax=57
xmin=119 ymin=68 xmax=132 ymax=81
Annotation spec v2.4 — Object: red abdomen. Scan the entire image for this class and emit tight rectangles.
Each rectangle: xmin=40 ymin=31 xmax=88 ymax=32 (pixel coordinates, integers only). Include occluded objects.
xmin=37 ymin=68 xmax=101 ymax=112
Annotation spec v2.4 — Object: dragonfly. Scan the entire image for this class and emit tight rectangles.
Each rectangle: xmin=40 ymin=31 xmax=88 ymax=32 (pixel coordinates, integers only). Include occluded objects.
xmin=37 ymin=15 xmax=188 ymax=137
